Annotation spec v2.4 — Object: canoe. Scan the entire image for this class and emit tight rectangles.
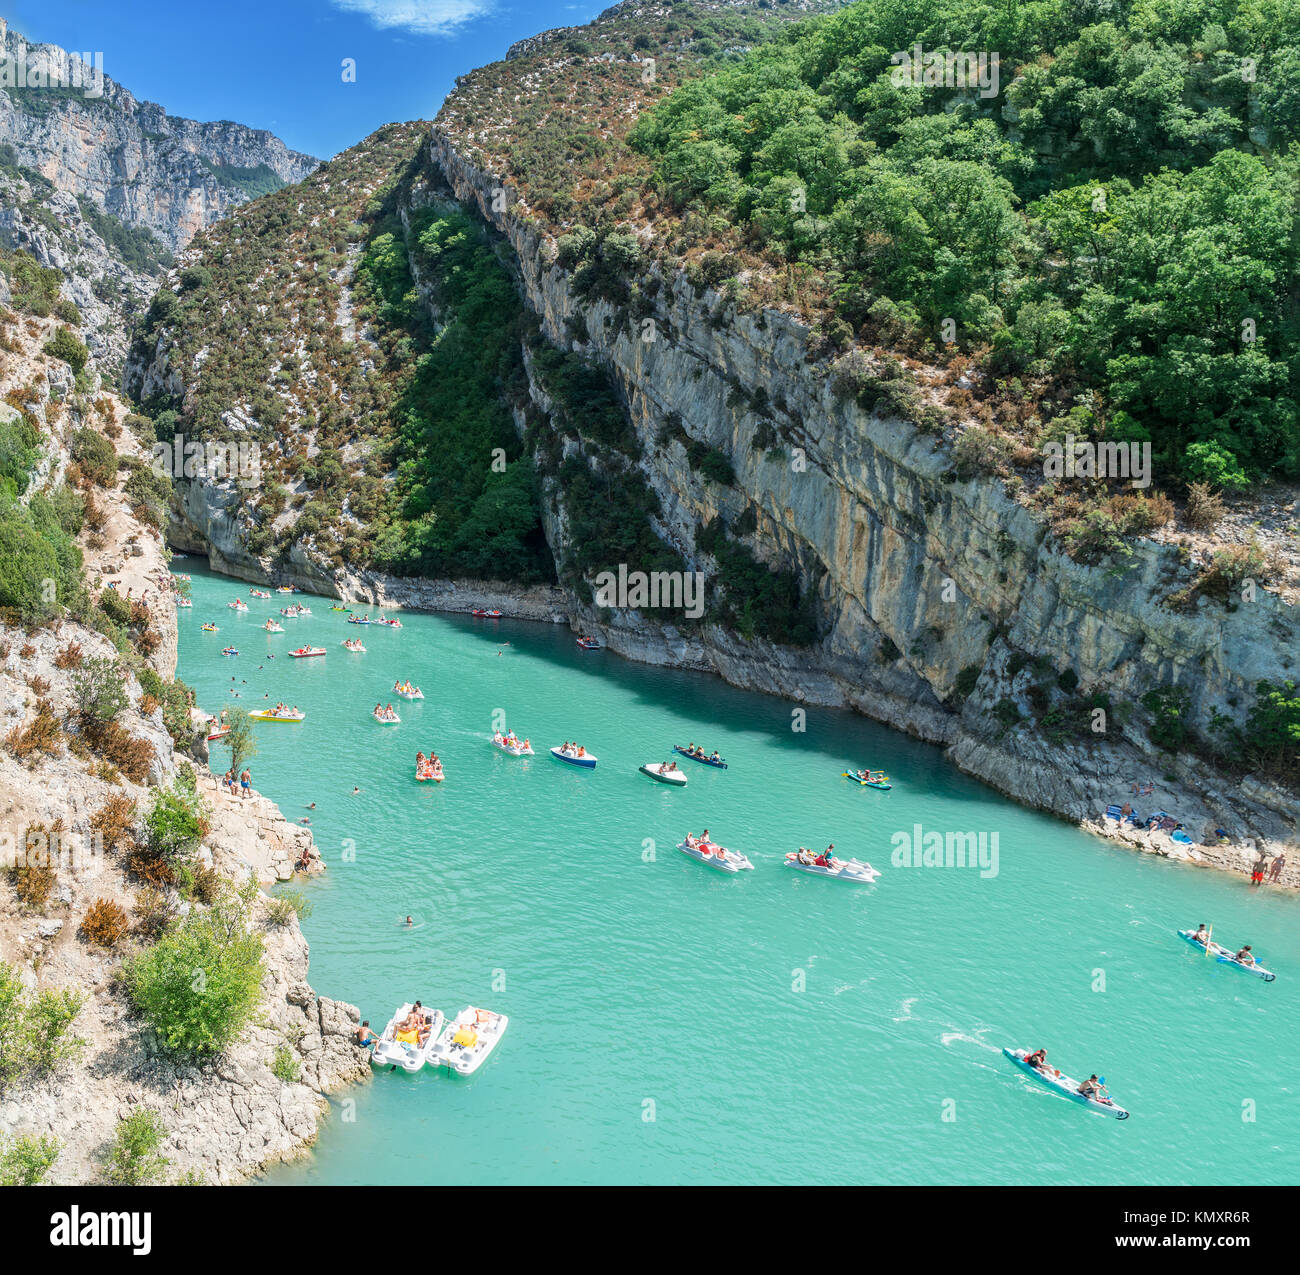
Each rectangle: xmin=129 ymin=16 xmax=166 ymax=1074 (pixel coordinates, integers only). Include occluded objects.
xmin=429 ymin=1007 xmax=508 ymax=1075
xmin=784 ymin=852 xmax=880 ymax=883
xmin=672 ymin=746 xmax=728 ymax=769
xmin=492 ymin=735 xmax=533 ymax=756
xmin=348 ymin=617 xmax=372 ymax=625
xmin=1177 ymin=930 xmax=1275 ymax=981
xmin=550 ymin=746 xmax=597 ymax=768
xmin=371 ymin=1004 xmax=445 ymax=1073
xmin=1003 ymin=1048 xmax=1129 ymax=1119
xmin=676 ymin=839 xmax=753 ymax=873
xmin=221 ymin=648 xmax=239 ymax=657
xmin=248 ymin=709 xmax=305 ymax=722
xmin=639 ymin=762 xmax=687 ymax=786
xmin=843 ymin=771 xmax=892 ymax=790
xmin=576 ymin=637 xmax=601 ymax=650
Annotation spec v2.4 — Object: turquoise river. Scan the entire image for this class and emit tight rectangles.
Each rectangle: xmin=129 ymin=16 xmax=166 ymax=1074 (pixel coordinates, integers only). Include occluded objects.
xmin=172 ymin=564 xmax=1298 ymax=1185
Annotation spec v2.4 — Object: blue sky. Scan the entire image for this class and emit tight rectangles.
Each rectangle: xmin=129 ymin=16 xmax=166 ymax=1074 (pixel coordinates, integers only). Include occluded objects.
xmin=1 ymin=0 xmax=603 ymax=158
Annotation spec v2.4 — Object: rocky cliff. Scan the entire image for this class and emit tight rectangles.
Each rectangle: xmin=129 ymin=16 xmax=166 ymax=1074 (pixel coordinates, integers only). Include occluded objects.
xmin=419 ymin=127 xmax=1300 ymax=878
xmin=0 ymin=21 xmax=317 ymax=254
xmin=0 ymin=265 xmax=367 ymax=1185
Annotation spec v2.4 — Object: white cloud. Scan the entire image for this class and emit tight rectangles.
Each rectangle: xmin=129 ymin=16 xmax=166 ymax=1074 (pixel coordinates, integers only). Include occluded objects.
xmin=329 ymin=0 xmax=494 ymax=37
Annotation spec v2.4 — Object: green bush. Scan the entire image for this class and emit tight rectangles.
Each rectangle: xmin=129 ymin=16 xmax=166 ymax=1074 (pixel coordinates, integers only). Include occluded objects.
xmin=143 ymin=783 xmax=207 ymax=862
xmin=1142 ymin=685 xmax=1193 ymax=752
xmin=1245 ymin=680 xmax=1300 ymax=779
xmin=101 ymin=1109 xmax=169 ymax=1185
xmin=70 ymin=427 xmax=116 ymax=485
xmin=125 ymin=895 xmax=265 ymax=1054
xmin=0 ymin=961 xmax=85 ymax=1093
xmin=72 ymin=656 xmax=129 ymax=723
xmin=0 ymin=1132 xmax=60 ymax=1184
xmin=43 ymin=326 xmax=89 ymax=374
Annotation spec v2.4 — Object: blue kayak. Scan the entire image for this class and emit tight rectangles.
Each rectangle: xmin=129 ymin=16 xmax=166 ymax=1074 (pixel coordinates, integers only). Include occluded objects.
xmin=673 ymin=746 xmax=727 ymax=769
xmin=1177 ymin=930 xmax=1275 ymax=981
xmin=1003 ymin=1048 xmax=1129 ymax=1119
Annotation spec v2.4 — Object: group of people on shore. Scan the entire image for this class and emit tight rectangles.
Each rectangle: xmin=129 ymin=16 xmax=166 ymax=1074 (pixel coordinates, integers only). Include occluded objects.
xmin=221 ymin=767 xmax=253 ymax=799
xmin=1250 ymin=851 xmax=1287 ymax=886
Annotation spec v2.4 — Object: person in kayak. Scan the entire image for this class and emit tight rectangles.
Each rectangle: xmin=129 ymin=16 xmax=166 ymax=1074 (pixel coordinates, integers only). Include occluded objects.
xmin=1190 ymin=924 xmax=1211 ymax=946
xmin=1077 ymin=1076 xmax=1110 ymax=1103
xmin=1235 ymin=945 xmax=1256 ymax=965
xmin=1025 ymin=1049 xmax=1048 ymax=1070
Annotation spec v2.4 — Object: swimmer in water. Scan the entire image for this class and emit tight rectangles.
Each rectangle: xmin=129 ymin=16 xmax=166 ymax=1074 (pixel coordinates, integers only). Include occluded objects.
xmin=405 ymin=916 xmax=414 ymax=927
xmin=305 ymin=802 xmax=316 ymax=810
xmin=352 ymin=786 xmax=361 ymax=795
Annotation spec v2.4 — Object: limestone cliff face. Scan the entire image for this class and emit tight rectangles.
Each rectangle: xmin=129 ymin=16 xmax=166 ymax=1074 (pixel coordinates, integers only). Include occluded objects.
xmin=0 ymin=22 xmax=317 ymax=253
xmin=421 ymin=129 xmax=1300 ymax=857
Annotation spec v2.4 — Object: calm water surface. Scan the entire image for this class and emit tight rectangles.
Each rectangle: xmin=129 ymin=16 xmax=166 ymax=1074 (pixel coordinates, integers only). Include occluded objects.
xmin=172 ymin=564 xmax=1299 ymax=1184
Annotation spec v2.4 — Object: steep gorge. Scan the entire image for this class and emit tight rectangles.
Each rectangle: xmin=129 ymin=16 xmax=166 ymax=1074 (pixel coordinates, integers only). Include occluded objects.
xmin=126 ymin=0 xmax=1300 ymax=876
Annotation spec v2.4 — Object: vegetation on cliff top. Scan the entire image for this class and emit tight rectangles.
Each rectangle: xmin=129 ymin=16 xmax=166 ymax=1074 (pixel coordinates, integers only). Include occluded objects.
xmin=628 ymin=0 xmax=1300 ymax=488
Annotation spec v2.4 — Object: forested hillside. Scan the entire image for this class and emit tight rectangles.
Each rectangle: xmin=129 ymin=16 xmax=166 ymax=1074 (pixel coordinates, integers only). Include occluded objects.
xmin=626 ymin=0 xmax=1300 ymax=492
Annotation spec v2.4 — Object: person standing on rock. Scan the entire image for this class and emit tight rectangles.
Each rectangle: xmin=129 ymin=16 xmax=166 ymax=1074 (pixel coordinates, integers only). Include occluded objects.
xmin=240 ymin=768 xmax=252 ymax=799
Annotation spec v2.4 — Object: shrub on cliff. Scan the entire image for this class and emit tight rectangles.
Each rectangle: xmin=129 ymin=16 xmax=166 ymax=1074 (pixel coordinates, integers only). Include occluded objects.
xmin=43 ymin=326 xmax=89 ymax=375
xmin=0 ymin=1133 xmax=60 ymax=1185
xmin=143 ymin=782 xmax=208 ymax=863
xmin=73 ymin=656 xmax=129 ymax=723
xmin=101 ymin=1109 xmax=169 ymax=1186
xmin=125 ymin=893 xmax=265 ymax=1055
xmin=1245 ymin=681 xmax=1300 ymax=780
xmin=0 ymin=961 xmax=85 ymax=1093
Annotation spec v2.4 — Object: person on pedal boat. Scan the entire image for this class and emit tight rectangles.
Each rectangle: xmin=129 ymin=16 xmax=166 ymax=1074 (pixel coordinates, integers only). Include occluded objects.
xmin=795 ymin=847 xmax=816 ymax=866
xmin=1235 ymin=945 xmax=1256 ymax=965
xmin=814 ymin=844 xmax=838 ymax=869
xmin=1077 ymin=1075 xmax=1109 ymax=1102
xmin=1191 ymin=924 xmax=1211 ymax=946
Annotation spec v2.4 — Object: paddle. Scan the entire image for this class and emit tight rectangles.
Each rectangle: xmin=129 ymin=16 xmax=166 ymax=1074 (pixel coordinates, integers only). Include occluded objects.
xmin=1206 ymin=922 xmax=1213 ymax=958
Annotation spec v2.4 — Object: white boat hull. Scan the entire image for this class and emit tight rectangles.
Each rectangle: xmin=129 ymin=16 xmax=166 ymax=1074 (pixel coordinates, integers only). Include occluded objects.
xmin=676 ymin=840 xmax=753 ymax=873
xmin=371 ymin=1004 xmax=445 ymax=1073
xmin=430 ymin=1007 xmax=508 ymax=1075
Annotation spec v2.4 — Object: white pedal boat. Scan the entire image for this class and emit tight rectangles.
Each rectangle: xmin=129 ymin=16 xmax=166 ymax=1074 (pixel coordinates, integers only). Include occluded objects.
xmin=492 ymin=734 xmax=533 ymax=756
xmin=784 ymin=852 xmax=880 ymax=883
xmin=430 ymin=1006 xmax=508 ymax=1075
xmin=395 ymin=687 xmax=424 ymax=700
xmin=640 ymin=762 xmax=687 ymax=786
xmin=371 ymin=1004 xmax=446 ymax=1073
xmin=374 ymin=710 xmax=401 ymax=725
xmin=677 ymin=839 xmax=753 ymax=873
